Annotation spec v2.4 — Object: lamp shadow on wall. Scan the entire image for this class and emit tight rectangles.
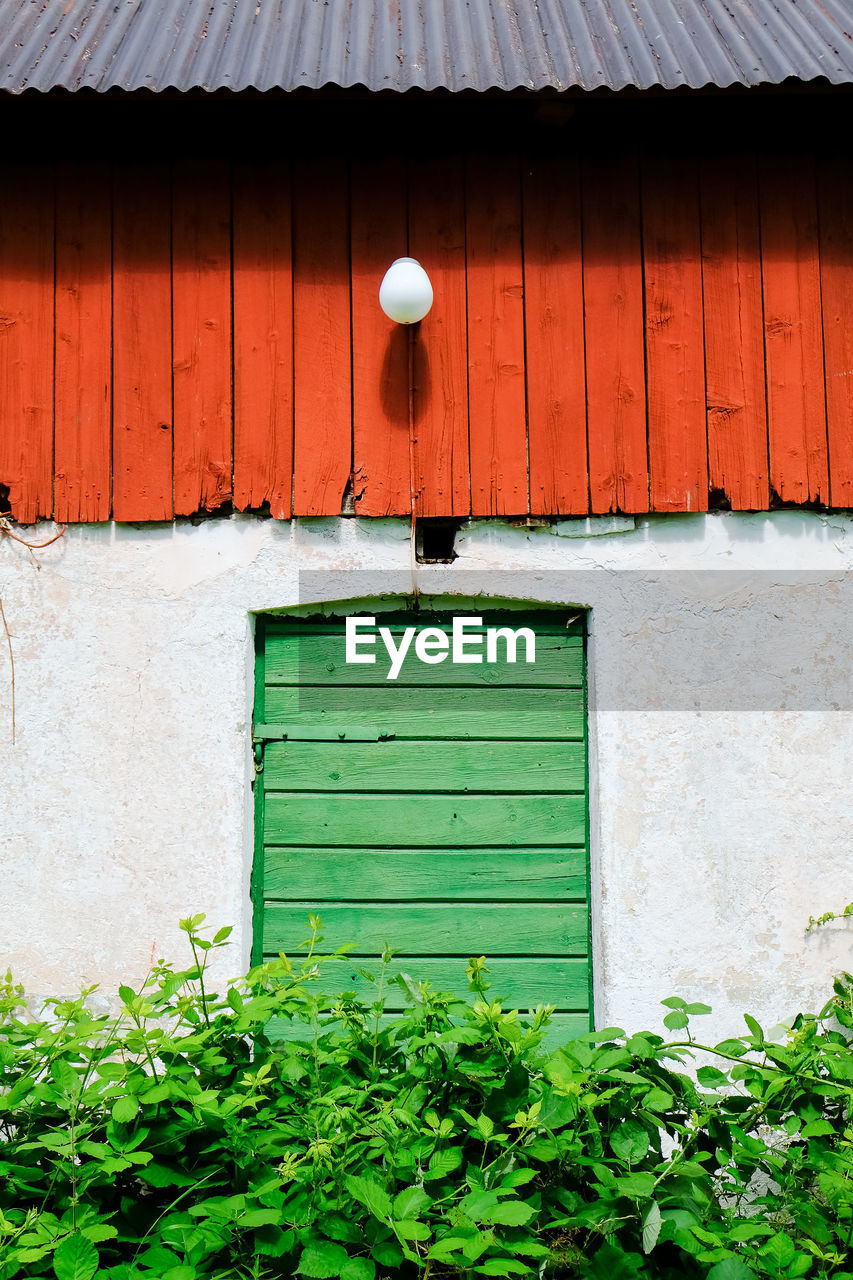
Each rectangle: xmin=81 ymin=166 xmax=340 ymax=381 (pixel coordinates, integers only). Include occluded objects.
xmin=378 ymin=324 xmax=432 ymax=433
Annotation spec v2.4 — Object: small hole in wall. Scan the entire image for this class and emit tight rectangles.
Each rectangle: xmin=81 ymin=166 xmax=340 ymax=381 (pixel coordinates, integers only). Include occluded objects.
xmin=0 ymin=483 xmax=9 ymax=515
xmin=708 ymin=487 xmax=732 ymax=512
xmin=416 ymin=518 xmax=461 ymax=564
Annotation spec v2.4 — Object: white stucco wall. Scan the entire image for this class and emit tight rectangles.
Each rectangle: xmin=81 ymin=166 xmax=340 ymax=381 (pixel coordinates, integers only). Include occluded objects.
xmin=1 ymin=510 xmax=851 ymax=1041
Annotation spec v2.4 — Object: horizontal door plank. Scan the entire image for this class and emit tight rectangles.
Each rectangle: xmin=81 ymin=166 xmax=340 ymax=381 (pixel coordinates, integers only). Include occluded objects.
xmin=262 ymin=685 xmax=584 ymax=737
xmin=263 ymin=903 xmax=589 ymax=954
xmin=265 ymin=614 xmax=584 ymax=638
xmin=264 ymin=793 xmax=587 ymax=847
xmin=265 ymin=1010 xmax=591 ymax=1045
xmin=264 ymin=631 xmax=582 ymax=688
xmin=262 ymin=739 xmax=584 ymax=793
xmin=263 ymin=848 xmax=588 ymax=900
xmin=262 ymin=955 xmax=590 ymax=1008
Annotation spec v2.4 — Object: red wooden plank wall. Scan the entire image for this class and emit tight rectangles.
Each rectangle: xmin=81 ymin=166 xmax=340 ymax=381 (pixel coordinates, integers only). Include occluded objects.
xmin=1 ymin=149 xmax=852 ymax=524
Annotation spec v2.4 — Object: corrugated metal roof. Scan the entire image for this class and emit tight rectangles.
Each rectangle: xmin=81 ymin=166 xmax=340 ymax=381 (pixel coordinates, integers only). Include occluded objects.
xmin=1 ymin=0 xmax=852 ymax=96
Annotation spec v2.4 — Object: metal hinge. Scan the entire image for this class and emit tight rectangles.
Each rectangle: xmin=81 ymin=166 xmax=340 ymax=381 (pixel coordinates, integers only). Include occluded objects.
xmin=252 ymin=724 xmax=395 ymax=773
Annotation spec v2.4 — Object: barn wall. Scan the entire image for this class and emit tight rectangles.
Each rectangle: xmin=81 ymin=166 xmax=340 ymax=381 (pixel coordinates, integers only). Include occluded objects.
xmin=1 ymin=510 xmax=850 ymax=1040
xmin=2 ymin=144 xmax=853 ymax=523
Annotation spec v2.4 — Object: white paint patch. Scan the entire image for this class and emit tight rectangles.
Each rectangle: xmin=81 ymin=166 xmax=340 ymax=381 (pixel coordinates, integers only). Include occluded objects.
xmin=0 ymin=511 xmax=851 ymax=1043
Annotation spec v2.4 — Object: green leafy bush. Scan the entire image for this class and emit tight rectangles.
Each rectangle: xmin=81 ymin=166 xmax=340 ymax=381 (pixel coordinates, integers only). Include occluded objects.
xmin=0 ymin=916 xmax=851 ymax=1280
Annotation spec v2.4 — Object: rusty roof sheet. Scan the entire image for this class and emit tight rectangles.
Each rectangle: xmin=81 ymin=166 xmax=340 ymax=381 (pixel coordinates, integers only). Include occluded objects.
xmin=1 ymin=0 xmax=852 ymax=95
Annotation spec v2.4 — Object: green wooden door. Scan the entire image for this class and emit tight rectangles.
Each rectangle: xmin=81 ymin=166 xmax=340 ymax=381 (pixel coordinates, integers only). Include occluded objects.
xmin=253 ymin=609 xmax=591 ymax=1040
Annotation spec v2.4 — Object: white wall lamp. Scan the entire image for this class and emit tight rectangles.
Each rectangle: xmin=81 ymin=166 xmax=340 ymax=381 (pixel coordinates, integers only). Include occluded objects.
xmin=378 ymin=258 xmax=433 ymax=598
xmin=379 ymin=257 xmax=433 ymax=324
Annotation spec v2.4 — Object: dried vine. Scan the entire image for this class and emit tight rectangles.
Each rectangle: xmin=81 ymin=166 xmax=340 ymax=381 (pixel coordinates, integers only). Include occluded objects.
xmin=0 ymin=514 xmax=67 ymax=744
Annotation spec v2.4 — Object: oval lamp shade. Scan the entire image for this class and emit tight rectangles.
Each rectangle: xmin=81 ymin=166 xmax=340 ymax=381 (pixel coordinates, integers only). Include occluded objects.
xmin=379 ymin=257 xmax=433 ymax=324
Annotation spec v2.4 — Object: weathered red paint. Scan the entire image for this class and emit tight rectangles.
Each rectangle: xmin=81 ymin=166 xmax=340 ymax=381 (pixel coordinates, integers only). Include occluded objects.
xmin=0 ymin=166 xmax=54 ymax=524
xmin=291 ymin=154 xmax=352 ymax=517
xmin=233 ymin=161 xmax=294 ymax=519
xmin=351 ymin=155 xmax=410 ymax=516
xmin=524 ymin=154 xmax=587 ymax=516
xmin=700 ymin=154 xmax=769 ymax=510
xmin=54 ymin=163 xmax=112 ymax=523
xmin=760 ymin=155 xmax=829 ymax=506
xmin=112 ymin=163 xmax=173 ymax=522
xmin=643 ymin=153 xmax=707 ymax=514
xmin=172 ymin=159 xmax=233 ymax=516
xmin=408 ymin=153 xmax=471 ymax=517
xmin=818 ymin=155 xmax=853 ymax=509
xmin=582 ymin=153 xmax=649 ymax=514
xmin=466 ymin=153 xmax=528 ymax=516
xmin=2 ymin=150 xmax=852 ymax=524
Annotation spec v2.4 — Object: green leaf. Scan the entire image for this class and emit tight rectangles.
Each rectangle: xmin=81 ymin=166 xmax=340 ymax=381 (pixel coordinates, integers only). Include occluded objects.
xmin=94 ymin=1062 xmax=126 ymax=1081
xmin=135 ymin=1162 xmax=196 ymax=1188
xmin=715 ymin=1039 xmax=748 ymax=1057
xmin=706 ymin=1261 xmax=757 ymax=1280
xmin=16 ymin=1246 xmax=52 ymax=1262
xmin=801 ymin=1119 xmax=834 ymax=1139
xmin=180 ymin=913 xmax=206 ymax=933
xmin=474 ymin=1261 xmax=532 ymax=1275
xmin=297 ymin=1241 xmax=350 ymax=1278
xmin=684 ymin=1003 xmax=712 ymax=1016
xmin=80 ymin=1225 xmax=118 ymax=1243
xmin=641 ymin=1088 xmax=674 ymax=1112
xmin=395 ymin=973 xmax=425 ymax=1005
xmin=511 ymin=1241 xmax=551 ymax=1259
xmin=760 ymin=1232 xmax=796 ymax=1269
xmin=743 ymin=1014 xmax=764 ymax=1043
xmin=371 ymin=1241 xmax=403 ymax=1267
xmin=254 ymin=1226 xmax=294 ymax=1258
xmin=499 ymin=1168 xmax=537 ymax=1189
xmin=615 ymin=1172 xmax=656 ymax=1199
xmin=318 ymin=1213 xmax=362 ymax=1245
xmin=139 ymin=1083 xmax=170 ymax=1104
xmin=136 ymin=1246 xmax=181 ymax=1270
xmin=393 ymin=1187 xmax=432 ymax=1220
xmin=663 ymin=1011 xmax=689 ymax=1031
xmin=727 ymin=1223 xmax=772 ymax=1243
xmin=340 ymin=1260 xmax=375 ymax=1280
xmin=611 ymin=1119 xmax=649 ymax=1164
xmin=53 ymin=1234 xmax=99 ymax=1280
xmin=691 ymin=1225 xmax=726 ymax=1246
xmin=697 ymin=1066 xmax=729 ymax=1088
xmin=587 ymin=1242 xmax=645 ymax=1279
xmin=345 ymin=1175 xmax=392 ymax=1223
xmin=459 ymin=1231 xmax=493 ymax=1263
xmin=459 ymin=1189 xmax=501 ymax=1220
xmin=241 ymin=1209 xmax=283 ymax=1228
xmin=429 ymin=1238 xmax=471 ymax=1261
xmin=476 ymin=1112 xmax=495 ymax=1139
xmin=660 ymin=997 xmax=687 ymax=1010
xmin=111 ymin=1095 xmax=139 ymax=1124
xmin=118 ymin=985 xmax=136 ymax=1005
xmin=522 ymin=1136 xmax=559 ymax=1161
xmin=484 ymin=1200 xmax=535 ymax=1226
xmin=162 ymin=1269 xmax=196 ymax=1280
xmin=642 ymin=1202 xmax=661 ymax=1254
xmin=394 ymin=1220 xmax=432 ymax=1241
xmin=51 ymin=1058 xmax=80 ymax=1096
xmin=423 ymin=1147 xmax=464 ymax=1180
xmin=536 ymin=1089 xmax=578 ymax=1131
